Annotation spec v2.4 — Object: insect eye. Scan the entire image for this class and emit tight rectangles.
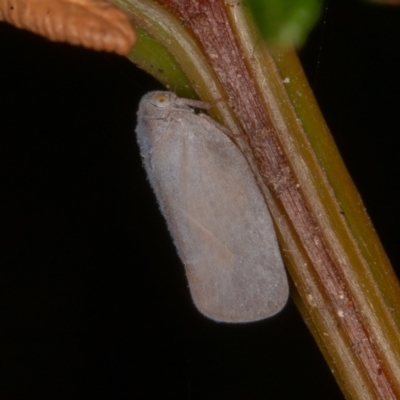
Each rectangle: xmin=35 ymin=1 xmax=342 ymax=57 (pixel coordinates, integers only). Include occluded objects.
xmin=153 ymin=94 xmax=170 ymax=108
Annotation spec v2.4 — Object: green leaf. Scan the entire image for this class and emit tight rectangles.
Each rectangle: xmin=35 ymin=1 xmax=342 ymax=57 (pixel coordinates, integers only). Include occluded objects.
xmin=248 ymin=0 xmax=323 ymax=48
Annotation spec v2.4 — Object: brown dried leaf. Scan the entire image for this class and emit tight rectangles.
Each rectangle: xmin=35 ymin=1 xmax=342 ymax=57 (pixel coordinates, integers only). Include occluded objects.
xmin=0 ymin=0 xmax=136 ymax=55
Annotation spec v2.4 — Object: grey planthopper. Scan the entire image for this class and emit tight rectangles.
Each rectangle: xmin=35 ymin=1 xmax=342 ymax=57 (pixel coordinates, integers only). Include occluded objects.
xmin=135 ymin=91 xmax=288 ymax=323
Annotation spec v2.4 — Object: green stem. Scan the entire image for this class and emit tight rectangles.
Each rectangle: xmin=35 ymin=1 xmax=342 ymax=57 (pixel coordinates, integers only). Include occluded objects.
xmin=112 ymin=1 xmax=400 ymax=398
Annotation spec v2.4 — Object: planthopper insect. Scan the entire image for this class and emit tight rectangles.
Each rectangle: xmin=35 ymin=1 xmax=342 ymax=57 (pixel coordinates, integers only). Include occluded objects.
xmin=135 ymin=91 xmax=288 ymax=323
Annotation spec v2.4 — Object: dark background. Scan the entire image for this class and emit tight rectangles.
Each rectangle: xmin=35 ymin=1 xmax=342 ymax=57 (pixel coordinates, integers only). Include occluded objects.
xmin=1 ymin=0 xmax=399 ymax=398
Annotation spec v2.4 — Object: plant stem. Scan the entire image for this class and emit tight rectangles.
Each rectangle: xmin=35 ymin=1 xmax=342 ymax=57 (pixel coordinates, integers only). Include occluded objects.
xmin=112 ymin=1 xmax=400 ymax=398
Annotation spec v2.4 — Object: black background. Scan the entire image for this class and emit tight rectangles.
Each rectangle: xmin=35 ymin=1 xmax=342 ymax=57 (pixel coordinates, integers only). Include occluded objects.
xmin=1 ymin=0 xmax=399 ymax=398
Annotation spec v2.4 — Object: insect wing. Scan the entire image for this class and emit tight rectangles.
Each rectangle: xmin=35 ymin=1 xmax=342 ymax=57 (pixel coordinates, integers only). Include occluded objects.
xmin=136 ymin=91 xmax=288 ymax=322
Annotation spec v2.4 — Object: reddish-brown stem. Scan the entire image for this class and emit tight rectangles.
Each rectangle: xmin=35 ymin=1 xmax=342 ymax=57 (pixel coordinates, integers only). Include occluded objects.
xmin=156 ymin=0 xmax=397 ymax=397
